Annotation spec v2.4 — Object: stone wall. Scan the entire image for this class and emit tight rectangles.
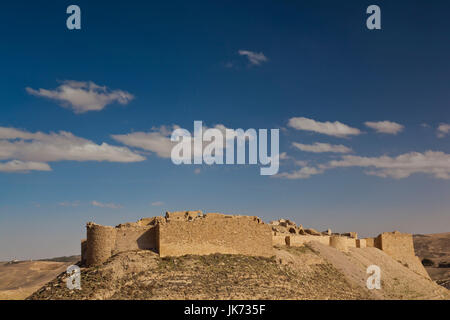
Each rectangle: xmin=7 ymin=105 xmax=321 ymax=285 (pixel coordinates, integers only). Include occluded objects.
xmin=81 ymin=239 xmax=87 ymax=265
xmin=375 ymin=231 xmax=430 ymax=279
xmin=285 ymin=235 xmax=330 ymax=247
xmin=272 ymin=234 xmax=288 ymax=246
xmin=114 ymin=225 xmax=157 ymax=254
xmin=365 ymin=238 xmax=375 ymax=247
xmin=356 ymin=239 xmax=366 ymax=248
xmin=157 ymin=213 xmax=273 ymax=258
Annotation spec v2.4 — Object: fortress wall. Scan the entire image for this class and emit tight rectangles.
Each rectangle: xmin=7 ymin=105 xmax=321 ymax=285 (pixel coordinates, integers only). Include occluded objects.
xmin=286 ymin=235 xmax=330 ymax=247
xmin=157 ymin=213 xmax=273 ymax=258
xmin=365 ymin=238 xmax=375 ymax=247
xmin=81 ymin=239 xmax=87 ymax=265
xmin=356 ymin=239 xmax=366 ymax=248
xmin=273 ymin=234 xmax=288 ymax=246
xmin=375 ymin=231 xmax=430 ymax=279
xmin=86 ymin=223 xmax=117 ymax=267
xmin=347 ymin=238 xmax=357 ymax=248
xmin=113 ymin=225 xmax=157 ymax=254
xmin=330 ymin=236 xmax=348 ymax=252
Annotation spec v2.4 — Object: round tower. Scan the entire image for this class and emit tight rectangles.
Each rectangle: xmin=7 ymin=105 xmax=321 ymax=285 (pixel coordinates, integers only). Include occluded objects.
xmin=86 ymin=223 xmax=117 ymax=266
xmin=330 ymin=235 xmax=348 ymax=252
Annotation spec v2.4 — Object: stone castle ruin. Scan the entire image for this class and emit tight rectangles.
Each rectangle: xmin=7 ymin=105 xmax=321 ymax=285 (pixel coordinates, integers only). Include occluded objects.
xmin=81 ymin=211 xmax=429 ymax=279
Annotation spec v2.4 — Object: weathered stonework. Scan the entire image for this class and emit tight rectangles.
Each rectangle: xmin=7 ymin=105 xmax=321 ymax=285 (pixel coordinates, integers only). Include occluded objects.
xmin=86 ymin=223 xmax=117 ymax=266
xmin=374 ymin=231 xmax=430 ymax=279
xmin=330 ymin=236 xmax=349 ymax=252
xmin=356 ymin=239 xmax=366 ymax=248
xmin=158 ymin=213 xmax=273 ymax=257
xmin=365 ymin=238 xmax=375 ymax=247
xmin=81 ymin=212 xmax=430 ymax=280
xmin=286 ymin=235 xmax=330 ymax=247
xmin=84 ymin=211 xmax=273 ymax=266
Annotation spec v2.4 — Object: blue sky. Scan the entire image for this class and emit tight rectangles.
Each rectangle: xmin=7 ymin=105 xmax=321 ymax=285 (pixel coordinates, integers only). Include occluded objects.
xmin=0 ymin=0 xmax=449 ymax=260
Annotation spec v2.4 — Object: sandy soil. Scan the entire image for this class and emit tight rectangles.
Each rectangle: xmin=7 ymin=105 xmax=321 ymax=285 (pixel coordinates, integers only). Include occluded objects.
xmin=413 ymin=232 xmax=450 ymax=289
xmin=0 ymin=260 xmax=74 ymax=300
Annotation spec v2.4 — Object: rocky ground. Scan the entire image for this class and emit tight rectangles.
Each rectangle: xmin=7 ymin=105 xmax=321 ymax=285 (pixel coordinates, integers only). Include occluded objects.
xmin=28 ymin=243 xmax=449 ymax=300
xmin=413 ymin=232 xmax=450 ymax=289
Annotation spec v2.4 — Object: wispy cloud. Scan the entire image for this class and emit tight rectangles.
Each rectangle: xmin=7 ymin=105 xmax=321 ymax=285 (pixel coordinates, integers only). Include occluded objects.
xmin=287 ymin=117 xmax=361 ymax=137
xmin=276 ymin=150 xmax=450 ymax=180
xmin=58 ymin=201 xmax=80 ymax=207
xmin=274 ymin=166 xmax=324 ymax=180
xmin=238 ymin=50 xmax=268 ymax=66
xmin=112 ymin=125 xmax=176 ymax=159
xmin=151 ymin=201 xmax=164 ymax=206
xmin=112 ymin=123 xmax=238 ymax=163
xmin=364 ymin=121 xmax=404 ymax=134
xmin=26 ymin=80 xmax=134 ymax=113
xmin=437 ymin=123 xmax=450 ymax=138
xmin=0 ymin=160 xmax=51 ymax=173
xmin=327 ymin=151 xmax=450 ymax=179
xmin=292 ymin=142 xmax=352 ymax=153
xmin=91 ymin=200 xmax=123 ymax=209
xmin=0 ymin=127 xmax=144 ymax=173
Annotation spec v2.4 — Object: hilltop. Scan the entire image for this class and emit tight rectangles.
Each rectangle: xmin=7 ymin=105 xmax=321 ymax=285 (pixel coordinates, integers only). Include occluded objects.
xmin=28 ymin=242 xmax=449 ymax=300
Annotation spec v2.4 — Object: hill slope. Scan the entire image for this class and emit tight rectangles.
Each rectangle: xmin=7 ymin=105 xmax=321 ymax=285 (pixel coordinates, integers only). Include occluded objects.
xmin=413 ymin=232 xmax=450 ymax=289
xmin=28 ymin=243 xmax=449 ymax=300
xmin=0 ymin=259 xmax=77 ymax=300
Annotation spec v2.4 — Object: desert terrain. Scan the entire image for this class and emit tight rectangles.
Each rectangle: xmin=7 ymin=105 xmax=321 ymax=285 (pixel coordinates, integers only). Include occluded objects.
xmin=413 ymin=232 xmax=450 ymax=289
xmin=0 ymin=256 xmax=79 ymax=300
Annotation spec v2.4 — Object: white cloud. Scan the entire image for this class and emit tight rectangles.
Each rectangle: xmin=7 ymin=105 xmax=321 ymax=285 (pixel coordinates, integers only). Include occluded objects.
xmin=274 ymin=166 xmax=324 ymax=180
xmin=238 ymin=50 xmax=268 ymax=66
xmin=364 ymin=121 xmax=404 ymax=134
xmin=112 ymin=126 xmax=177 ymax=159
xmin=327 ymin=151 xmax=450 ymax=179
xmin=112 ymin=123 xmax=237 ymax=162
xmin=26 ymin=80 xmax=134 ymax=113
xmin=437 ymin=123 xmax=450 ymax=138
xmin=91 ymin=201 xmax=123 ymax=209
xmin=292 ymin=142 xmax=352 ymax=153
xmin=0 ymin=127 xmax=144 ymax=173
xmin=287 ymin=117 xmax=361 ymax=137
xmin=151 ymin=201 xmax=164 ymax=206
xmin=0 ymin=160 xmax=51 ymax=173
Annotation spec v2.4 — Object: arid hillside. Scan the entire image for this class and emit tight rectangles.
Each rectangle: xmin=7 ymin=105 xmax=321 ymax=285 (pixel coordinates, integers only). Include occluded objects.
xmin=28 ymin=243 xmax=449 ymax=300
xmin=0 ymin=257 xmax=78 ymax=300
xmin=413 ymin=232 xmax=450 ymax=289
